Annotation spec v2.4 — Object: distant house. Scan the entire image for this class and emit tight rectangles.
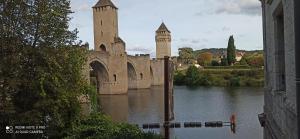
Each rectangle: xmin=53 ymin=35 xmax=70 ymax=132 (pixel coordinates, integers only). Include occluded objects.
xmin=219 ymin=51 xmax=245 ymax=63
xmin=235 ymin=52 xmax=245 ymax=62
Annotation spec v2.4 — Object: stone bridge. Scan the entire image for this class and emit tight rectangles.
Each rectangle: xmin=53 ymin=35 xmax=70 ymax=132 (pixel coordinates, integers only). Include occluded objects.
xmin=84 ymin=51 xmax=165 ymax=95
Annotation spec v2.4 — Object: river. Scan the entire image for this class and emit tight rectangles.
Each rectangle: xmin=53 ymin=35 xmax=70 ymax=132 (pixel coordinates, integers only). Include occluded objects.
xmin=99 ymin=86 xmax=264 ymax=139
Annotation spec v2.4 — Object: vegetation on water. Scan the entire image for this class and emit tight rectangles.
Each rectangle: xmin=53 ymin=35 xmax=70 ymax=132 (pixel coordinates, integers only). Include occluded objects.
xmin=174 ymin=66 xmax=264 ymax=87
xmin=0 ymin=1 xmax=161 ymax=138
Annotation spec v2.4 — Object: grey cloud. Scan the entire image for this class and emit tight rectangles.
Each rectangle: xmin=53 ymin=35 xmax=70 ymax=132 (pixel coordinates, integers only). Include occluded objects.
xmin=222 ymin=26 xmax=230 ymax=31
xmin=127 ymin=46 xmax=152 ymax=54
xmin=72 ymin=3 xmax=90 ymax=12
xmin=215 ymin=0 xmax=261 ymax=16
xmin=180 ymin=38 xmax=189 ymax=42
xmin=195 ymin=12 xmax=203 ymax=16
xmin=191 ymin=39 xmax=200 ymax=44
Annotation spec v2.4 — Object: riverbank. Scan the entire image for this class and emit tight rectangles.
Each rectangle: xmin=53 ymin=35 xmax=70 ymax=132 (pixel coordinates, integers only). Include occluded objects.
xmin=174 ymin=66 xmax=264 ymax=87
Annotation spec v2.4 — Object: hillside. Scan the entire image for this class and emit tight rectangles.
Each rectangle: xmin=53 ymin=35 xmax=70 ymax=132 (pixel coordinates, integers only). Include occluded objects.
xmin=193 ymin=48 xmax=263 ymax=58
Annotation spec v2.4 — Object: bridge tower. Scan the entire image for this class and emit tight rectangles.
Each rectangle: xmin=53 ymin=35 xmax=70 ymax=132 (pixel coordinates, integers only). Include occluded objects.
xmin=156 ymin=22 xmax=172 ymax=59
xmin=93 ymin=0 xmax=120 ymax=52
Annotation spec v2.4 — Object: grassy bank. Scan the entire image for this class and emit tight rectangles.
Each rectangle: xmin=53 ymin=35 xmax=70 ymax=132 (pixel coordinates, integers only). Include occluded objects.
xmin=174 ymin=66 xmax=264 ymax=87
xmin=67 ymin=112 xmax=162 ymax=139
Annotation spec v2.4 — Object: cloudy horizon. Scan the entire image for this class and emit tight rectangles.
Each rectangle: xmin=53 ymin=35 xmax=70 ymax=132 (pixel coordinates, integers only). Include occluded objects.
xmin=70 ymin=0 xmax=263 ymax=57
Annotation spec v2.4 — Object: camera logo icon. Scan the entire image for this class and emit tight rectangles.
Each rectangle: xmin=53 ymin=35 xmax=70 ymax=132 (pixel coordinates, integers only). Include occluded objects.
xmin=6 ymin=126 xmax=13 ymax=134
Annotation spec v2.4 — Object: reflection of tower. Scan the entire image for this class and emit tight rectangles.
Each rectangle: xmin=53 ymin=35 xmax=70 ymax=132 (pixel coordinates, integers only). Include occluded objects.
xmin=93 ymin=0 xmax=119 ymax=52
xmin=156 ymin=22 xmax=171 ymax=59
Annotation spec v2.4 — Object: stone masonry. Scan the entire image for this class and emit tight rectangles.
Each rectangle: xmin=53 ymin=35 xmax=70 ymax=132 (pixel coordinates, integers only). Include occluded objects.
xmin=85 ymin=0 xmax=172 ymax=95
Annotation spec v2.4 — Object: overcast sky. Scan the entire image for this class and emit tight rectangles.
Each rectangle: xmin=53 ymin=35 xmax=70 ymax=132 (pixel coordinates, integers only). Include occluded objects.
xmin=70 ymin=0 xmax=263 ymax=57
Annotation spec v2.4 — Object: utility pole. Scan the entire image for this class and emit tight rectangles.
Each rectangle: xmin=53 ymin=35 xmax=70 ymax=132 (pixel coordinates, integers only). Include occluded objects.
xmin=164 ymin=56 xmax=170 ymax=139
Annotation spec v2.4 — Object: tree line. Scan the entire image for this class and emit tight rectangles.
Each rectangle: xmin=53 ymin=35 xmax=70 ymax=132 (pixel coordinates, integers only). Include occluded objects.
xmin=178 ymin=36 xmax=264 ymax=67
xmin=0 ymin=1 xmax=161 ymax=138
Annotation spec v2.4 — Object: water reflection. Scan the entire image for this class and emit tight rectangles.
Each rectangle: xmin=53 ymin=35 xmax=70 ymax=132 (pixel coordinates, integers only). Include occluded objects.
xmin=99 ymin=86 xmax=264 ymax=139
xmin=99 ymin=94 xmax=128 ymax=122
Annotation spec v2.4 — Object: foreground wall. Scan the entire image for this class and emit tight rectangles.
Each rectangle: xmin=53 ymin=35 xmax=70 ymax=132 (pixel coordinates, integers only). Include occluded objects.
xmin=262 ymin=0 xmax=297 ymax=138
xmin=151 ymin=59 xmax=164 ymax=86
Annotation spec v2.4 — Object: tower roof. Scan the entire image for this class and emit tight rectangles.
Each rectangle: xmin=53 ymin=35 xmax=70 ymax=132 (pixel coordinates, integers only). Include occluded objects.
xmin=93 ymin=0 xmax=117 ymax=9
xmin=156 ymin=22 xmax=170 ymax=33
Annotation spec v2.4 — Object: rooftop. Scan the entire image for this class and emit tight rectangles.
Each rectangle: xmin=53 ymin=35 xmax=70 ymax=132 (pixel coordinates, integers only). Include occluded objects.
xmin=156 ymin=22 xmax=171 ymax=33
xmin=93 ymin=0 xmax=117 ymax=9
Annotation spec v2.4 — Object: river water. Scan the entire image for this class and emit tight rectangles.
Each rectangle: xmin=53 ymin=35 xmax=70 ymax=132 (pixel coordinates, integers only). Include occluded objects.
xmin=100 ymin=86 xmax=264 ymax=139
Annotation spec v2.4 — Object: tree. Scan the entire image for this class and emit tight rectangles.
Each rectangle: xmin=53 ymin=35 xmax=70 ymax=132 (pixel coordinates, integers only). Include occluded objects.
xmin=185 ymin=66 xmax=200 ymax=86
xmin=211 ymin=60 xmax=220 ymax=66
xmin=221 ymin=58 xmax=229 ymax=66
xmin=227 ymin=35 xmax=236 ymax=65
xmin=178 ymin=47 xmax=194 ymax=64
xmin=0 ymin=0 xmax=88 ymax=138
xmin=239 ymin=57 xmax=248 ymax=65
xmin=174 ymin=71 xmax=185 ymax=85
xmin=197 ymin=52 xmax=213 ymax=66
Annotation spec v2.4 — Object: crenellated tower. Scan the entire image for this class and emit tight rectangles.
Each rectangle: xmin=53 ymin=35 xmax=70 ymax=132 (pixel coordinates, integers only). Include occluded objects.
xmin=93 ymin=0 xmax=119 ymax=52
xmin=155 ymin=22 xmax=171 ymax=59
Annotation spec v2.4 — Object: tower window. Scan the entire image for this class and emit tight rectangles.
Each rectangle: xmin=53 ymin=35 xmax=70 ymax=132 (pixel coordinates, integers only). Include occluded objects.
xmin=101 ymin=31 xmax=103 ymax=36
xmin=140 ymin=73 xmax=143 ymax=80
xmin=114 ymin=74 xmax=117 ymax=82
xmin=101 ymin=20 xmax=103 ymax=26
xmin=100 ymin=44 xmax=106 ymax=51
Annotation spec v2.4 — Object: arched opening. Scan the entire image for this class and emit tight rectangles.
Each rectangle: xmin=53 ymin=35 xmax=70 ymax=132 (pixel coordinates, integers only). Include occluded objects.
xmin=90 ymin=61 xmax=109 ymax=94
xmin=127 ymin=62 xmax=137 ymax=89
xmin=100 ymin=44 xmax=106 ymax=52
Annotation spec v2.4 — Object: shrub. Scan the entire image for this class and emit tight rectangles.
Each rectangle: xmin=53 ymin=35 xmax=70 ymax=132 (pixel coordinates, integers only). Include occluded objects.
xmin=174 ymin=71 xmax=186 ymax=85
xmin=185 ymin=66 xmax=201 ymax=86
xmin=229 ymin=76 xmax=240 ymax=86
xmin=211 ymin=60 xmax=220 ymax=66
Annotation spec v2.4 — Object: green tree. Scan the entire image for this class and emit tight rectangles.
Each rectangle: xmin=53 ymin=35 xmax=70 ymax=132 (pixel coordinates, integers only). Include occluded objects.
xmin=174 ymin=71 xmax=186 ymax=85
xmin=178 ymin=47 xmax=194 ymax=64
xmin=221 ymin=58 xmax=229 ymax=66
xmin=227 ymin=35 xmax=236 ymax=65
xmin=185 ymin=66 xmax=200 ymax=86
xmin=239 ymin=57 xmax=248 ymax=65
xmin=211 ymin=60 xmax=220 ymax=66
xmin=0 ymin=0 xmax=88 ymax=138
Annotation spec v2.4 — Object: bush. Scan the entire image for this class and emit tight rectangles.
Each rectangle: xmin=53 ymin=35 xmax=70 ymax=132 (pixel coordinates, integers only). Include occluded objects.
xmin=211 ymin=60 xmax=220 ymax=66
xmin=68 ymin=113 xmax=162 ymax=139
xmin=174 ymin=71 xmax=186 ymax=85
xmin=229 ymin=76 xmax=240 ymax=86
xmin=185 ymin=66 xmax=201 ymax=86
xmin=198 ymin=73 xmax=212 ymax=86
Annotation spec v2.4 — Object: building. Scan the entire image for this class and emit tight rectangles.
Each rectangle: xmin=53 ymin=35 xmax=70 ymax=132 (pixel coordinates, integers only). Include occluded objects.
xmin=83 ymin=0 xmax=172 ymax=94
xmin=260 ymin=0 xmax=300 ymax=139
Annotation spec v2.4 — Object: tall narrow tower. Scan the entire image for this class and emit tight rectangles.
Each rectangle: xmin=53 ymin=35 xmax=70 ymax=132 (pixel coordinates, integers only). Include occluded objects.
xmin=93 ymin=0 xmax=118 ymax=52
xmin=156 ymin=22 xmax=171 ymax=59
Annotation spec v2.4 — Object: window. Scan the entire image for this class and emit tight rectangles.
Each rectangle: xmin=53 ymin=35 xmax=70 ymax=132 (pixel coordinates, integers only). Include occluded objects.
xmin=274 ymin=3 xmax=286 ymax=91
xmin=140 ymin=73 xmax=143 ymax=80
xmin=101 ymin=20 xmax=102 ymax=26
xmin=100 ymin=44 xmax=106 ymax=51
xmin=113 ymin=74 xmax=117 ymax=82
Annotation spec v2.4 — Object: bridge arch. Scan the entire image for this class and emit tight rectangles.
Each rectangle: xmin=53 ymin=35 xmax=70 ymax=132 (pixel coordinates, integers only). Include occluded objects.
xmin=127 ymin=62 xmax=137 ymax=89
xmin=90 ymin=60 xmax=109 ymax=94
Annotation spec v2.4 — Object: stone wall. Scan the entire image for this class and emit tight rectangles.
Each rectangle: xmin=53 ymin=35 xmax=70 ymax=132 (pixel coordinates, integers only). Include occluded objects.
xmin=262 ymin=0 xmax=297 ymax=138
xmin=151 ymin=59 xmax=165 ymax=86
